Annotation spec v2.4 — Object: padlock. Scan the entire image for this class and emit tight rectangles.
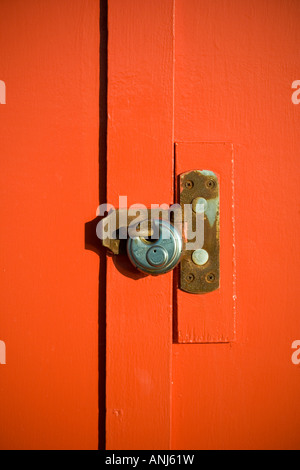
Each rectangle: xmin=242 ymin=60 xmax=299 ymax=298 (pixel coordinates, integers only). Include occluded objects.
xmin=99 ymin=169 xmax=220 ymax=293
xmin=126 ymin=219 xmax=183 ymax=275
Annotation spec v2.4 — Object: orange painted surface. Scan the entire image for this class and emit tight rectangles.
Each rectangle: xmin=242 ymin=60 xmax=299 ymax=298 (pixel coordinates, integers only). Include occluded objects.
xmin=106 ymin=0 xmax=174 ymax=450
xmin=0 ymin=0 xmax=299 ymax=451
xmin=172 ymin=0 xmax=300 ymax=450
xmin=0 ymin=0 xmax=99 ymax=449
xmin=175 ymin=142 xmax=235 ymax=344
xmin=106 ymin=0 xmax=300 ymax=450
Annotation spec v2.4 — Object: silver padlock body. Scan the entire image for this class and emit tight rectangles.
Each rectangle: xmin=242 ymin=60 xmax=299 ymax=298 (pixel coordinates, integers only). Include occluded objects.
xmin=127 ymin=219 xmax=182 ymax=275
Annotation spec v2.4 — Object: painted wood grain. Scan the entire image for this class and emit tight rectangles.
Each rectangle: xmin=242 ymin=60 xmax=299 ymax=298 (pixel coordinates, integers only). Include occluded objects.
xmin=172 ymin=0 xmax=300 ymax=450
xmin=0 ymin=0 xmax=99 ymax=449
xmin=106 ymin=0 xmax=175 ymax=450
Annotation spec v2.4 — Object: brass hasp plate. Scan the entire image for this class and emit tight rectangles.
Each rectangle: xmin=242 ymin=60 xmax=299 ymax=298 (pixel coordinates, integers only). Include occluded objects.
xmin=179 ymin=170 xmax=220 ymax=294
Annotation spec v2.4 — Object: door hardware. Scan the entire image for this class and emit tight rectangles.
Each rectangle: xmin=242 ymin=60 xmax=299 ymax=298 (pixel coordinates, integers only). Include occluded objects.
xmin=100 ymin=170 xmax=219 ymax=293
xmin=179 ymin=170 xmax=220 ymax=294
xmin=127 ymin=218 xmax=183 ymax=275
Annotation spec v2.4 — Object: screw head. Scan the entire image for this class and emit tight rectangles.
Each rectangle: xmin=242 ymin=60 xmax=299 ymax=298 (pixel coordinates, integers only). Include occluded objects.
xmin=206 ymin=179 xmax=216 ymax=189
xmin=185 ymin=180 xmax=194 ymax=189
xmin=186 ymin=273 xmax=195 ymax=283
xmin=192 ymin=197 xmax=208 ymax=214
xmin=192 ymin=249 xmax=209 ymax=266
xmin=205 ymin=272 xmax=216 ymax=283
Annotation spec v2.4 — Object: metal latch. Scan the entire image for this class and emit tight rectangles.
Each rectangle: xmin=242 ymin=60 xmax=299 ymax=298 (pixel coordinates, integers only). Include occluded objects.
xmin=179 ymin=170 xmax=219 ymax=294
xmin=99 ymin=170 xmax=219 ymax=294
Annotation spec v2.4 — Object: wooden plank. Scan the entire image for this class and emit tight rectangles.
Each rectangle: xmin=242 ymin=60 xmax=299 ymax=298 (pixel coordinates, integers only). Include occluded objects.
xmin=0 ymin=0 xmax=99 ymax=449
xmin=175 ymin=142 xmax=235 ymax=343
xmin=106 ymin=0 xmax=175 ymax=449
xmin=172 ymin=0 xmax=300 ymax=449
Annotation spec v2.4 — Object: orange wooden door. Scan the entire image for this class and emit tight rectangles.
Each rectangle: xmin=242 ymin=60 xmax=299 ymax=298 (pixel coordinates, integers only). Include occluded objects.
xmin=1 ymin=0 xmax=300 ymax=451
xmin=172 ymin=0 xmax=300 ymax=450
xmin=106 ymin=0 xmax=300 ymax=450
xmin=0 ymin=0 xmax=99 ymax=449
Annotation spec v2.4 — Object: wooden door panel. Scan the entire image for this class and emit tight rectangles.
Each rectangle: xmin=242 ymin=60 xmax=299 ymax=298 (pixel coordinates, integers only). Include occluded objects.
xmin=172 ymin=0 xmax=300 ymax=449
xmin=0 ymin=0 xmax=99 ymax=449
xmin=175 ymin=142 xmax=235 ymax=343
xmin=1 ymin=0 xmax=299 ymax=451
xmin=106 ymin=0 xmax=175 ymax=450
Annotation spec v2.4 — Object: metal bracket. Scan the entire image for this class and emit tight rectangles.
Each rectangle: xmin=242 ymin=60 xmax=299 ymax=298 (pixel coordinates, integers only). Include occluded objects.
xmin=100 ymin=169 xmax=220 ymax=294
xmin=179 ymin=170 xmax=220 ymax=294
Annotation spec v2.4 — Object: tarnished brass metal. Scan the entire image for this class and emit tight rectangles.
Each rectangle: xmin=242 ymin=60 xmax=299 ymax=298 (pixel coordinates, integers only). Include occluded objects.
xmin=179 ymin=170 xmax=220 ymax=294
xmin=101 ymin=209 xmax=154 ymax=255
xmin=100 ymin=170 xmax=219 ymax=293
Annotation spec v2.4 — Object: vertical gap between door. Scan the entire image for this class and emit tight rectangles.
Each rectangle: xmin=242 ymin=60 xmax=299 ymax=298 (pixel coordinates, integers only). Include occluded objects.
xmin=172 ymin=143 xmax=179 ymax=344
xmin=98 ymin=0 xmax=108 ymax=450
